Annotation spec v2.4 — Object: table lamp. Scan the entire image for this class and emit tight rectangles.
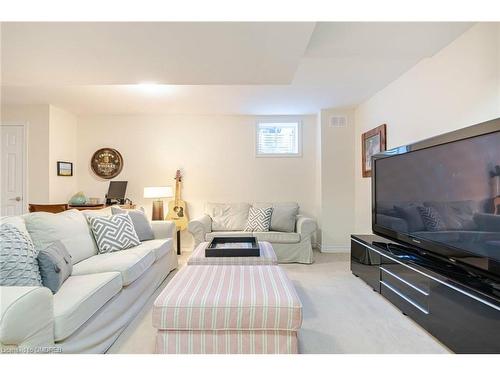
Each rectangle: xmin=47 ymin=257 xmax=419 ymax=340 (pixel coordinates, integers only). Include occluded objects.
xmin=144 ymin=186 xmax=173 ymax=220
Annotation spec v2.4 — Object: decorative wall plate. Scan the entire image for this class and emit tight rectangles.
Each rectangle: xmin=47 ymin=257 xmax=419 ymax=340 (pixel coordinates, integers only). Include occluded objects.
xmin=90 ymin=148 xmax=123 ymax=179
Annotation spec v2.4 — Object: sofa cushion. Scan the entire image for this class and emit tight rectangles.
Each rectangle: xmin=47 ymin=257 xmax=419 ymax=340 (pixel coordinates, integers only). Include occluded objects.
xmin=376 ymin=201 xmax=398 ymax=217
xmin=205 ymin=202 xmax=250 ymax=231
xmin=0 ymin=224 xmax=42 ymax=287
xmin=253 ymin=202 xmax=299 ymax=232
xmin=134 ymin=239 xmax=173 ymax=261
xmin=206 ymin=231 xmax=300 ymax=244
xmin=81 ymin=207 xmax=113 ymax=218
xmin=1 ymin=216 xmax=29 ymax=235
xmin=424 ymin=200 xmax=480 ymax=231
xmin=111 ymin=206 xmax=154 ymax=241
xmin=253 ymin=231 xmax=300 ymax=244
xmin=244 ymin=207 xmax=273 ymax=232
xmin=205 ymin=231 xmax=249 ymax=241
xmin=88 ymin=214 xmax=141 ymax=254
xmin=37 ymin=240 xmax=73 ymax=294
xmin=53 ymin=272 xmax=122 ymax=341
xmin=376 ymin=214 xmax=409 ymax=233
xmin=393 ymin=204 xmax=426 ymax=232
xmin=270 ymin=203 xmax=299 ymax=232
xmin=71 ymin=246 xmax=155 ymax=286
xmin=25 ymin=209 xmax=98 ymax=264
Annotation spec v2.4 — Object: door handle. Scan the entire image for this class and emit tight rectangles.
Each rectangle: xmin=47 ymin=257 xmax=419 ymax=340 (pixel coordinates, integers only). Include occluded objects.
xmin=9 ymin=196 xmax=21 ymax=202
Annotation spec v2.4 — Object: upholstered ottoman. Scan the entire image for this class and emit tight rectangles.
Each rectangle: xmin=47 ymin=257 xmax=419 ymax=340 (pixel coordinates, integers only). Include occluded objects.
xmin=153 ymin=265 xmax=302 ymax=354
xmin=187 ymin=241 xmax=278 ymax=265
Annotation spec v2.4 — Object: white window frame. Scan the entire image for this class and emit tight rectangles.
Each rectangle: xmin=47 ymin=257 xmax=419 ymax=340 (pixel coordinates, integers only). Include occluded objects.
xmin=255 ymin=120 xmax=302 ymax=158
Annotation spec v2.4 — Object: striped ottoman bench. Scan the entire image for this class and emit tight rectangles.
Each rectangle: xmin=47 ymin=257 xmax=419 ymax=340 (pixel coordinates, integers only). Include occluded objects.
xmin=187 ymin=241 xmax=278 ymax=265
xmin=153 ymin=265 xmax=302 ymax=354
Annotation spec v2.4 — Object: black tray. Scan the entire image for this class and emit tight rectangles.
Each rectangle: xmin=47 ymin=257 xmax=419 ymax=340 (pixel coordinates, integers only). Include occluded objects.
xmin=206 ymin=237 xmax=260 ymax=257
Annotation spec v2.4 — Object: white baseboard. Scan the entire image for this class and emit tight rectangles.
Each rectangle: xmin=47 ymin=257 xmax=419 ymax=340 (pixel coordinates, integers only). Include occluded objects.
xmin=320 ymin=245 xmax=350 ymax=253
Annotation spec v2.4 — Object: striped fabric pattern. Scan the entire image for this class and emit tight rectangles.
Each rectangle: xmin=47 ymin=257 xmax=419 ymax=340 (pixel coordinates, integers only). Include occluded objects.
xmin=153 ymin=265 xmax=302 ymax=331
xmin=155 ymin=330 xmax=298 ymax=354
xmin=187 ymin=241 xmax=278 ymax=265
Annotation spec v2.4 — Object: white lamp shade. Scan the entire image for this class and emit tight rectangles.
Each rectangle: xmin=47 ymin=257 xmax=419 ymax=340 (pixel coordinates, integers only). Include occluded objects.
xmin=143 ymin=186 xmax=173 ymax=199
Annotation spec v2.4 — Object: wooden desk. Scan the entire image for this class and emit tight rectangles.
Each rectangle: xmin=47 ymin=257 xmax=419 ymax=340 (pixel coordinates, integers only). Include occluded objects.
xmin=69 ymin=204 xmax=137 ymax=211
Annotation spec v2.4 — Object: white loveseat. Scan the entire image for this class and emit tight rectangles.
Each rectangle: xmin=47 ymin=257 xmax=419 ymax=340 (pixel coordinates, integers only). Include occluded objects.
xmin=0 ymin=208 xmax=178 ymax=354
xmin=188 ymin=202 xmax=316 ymax=264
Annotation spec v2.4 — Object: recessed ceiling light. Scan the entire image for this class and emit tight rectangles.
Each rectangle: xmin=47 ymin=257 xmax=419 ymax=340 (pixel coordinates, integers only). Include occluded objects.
xmin=135 ymin=82 xmax=173 ymax=95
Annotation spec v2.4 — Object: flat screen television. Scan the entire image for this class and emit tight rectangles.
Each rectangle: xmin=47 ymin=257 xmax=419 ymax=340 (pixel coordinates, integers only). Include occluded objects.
xmin=372 ymin=118 xmax=500 ymax=279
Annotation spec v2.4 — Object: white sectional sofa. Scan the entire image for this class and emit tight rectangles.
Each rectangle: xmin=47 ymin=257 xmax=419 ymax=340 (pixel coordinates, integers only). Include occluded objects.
xmin=0 ymin=208 xmax=178 ymax=354
xmin=188 ymin=202 xmax=316 ymax=264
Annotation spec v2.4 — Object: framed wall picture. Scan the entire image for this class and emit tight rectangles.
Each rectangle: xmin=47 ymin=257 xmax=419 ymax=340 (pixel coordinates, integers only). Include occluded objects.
xmin=362 ymin=124 xmax=386 ymax=178
xmin=57 ymin=161 xmax=73 ymax=176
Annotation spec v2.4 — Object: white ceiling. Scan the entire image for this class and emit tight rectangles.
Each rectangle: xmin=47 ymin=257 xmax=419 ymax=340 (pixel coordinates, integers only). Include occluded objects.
xmin=1 ymin=22 xmax=316 ymax=85
xmin=1 ymin=22 xmax=473 ymax=115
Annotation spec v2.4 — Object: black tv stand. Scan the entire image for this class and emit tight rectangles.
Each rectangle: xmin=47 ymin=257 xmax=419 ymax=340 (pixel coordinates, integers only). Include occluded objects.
xmin=351 ymin=234 xmax=500 ymax=353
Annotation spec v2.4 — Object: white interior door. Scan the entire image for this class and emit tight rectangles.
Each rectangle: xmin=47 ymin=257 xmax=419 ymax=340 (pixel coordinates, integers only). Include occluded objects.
xmin=1 ymin=125 xmax=26 ymax=216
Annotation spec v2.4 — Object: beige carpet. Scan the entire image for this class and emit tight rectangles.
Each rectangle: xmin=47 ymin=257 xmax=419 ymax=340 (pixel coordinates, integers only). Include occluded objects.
xmin=107 ymin=250 xmax=450 ymax=354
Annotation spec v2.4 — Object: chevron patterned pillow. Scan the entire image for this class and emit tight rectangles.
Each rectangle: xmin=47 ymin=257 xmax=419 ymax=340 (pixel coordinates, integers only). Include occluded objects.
xmin=417 ymin=206 xmax=446 ymax=232
xmin=88 ymin=214 xmax=141 ymax=254
xmin=244 ymin=207 xmax=273 ymax=232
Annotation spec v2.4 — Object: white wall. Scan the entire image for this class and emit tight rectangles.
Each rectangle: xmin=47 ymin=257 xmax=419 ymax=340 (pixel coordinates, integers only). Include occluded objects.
xmin=76 ymin=114 xmax=318 ymax=245
xmin=48 ymin=105 xmax=78 ymax=202
xmin=354 ymin=23 xmax=500 ymax=233
xmin=317 ymin=107 xmax=355 ymax=251
xmin=1 ymin=104 xmax=78 ymax=205
xmin=1 ymin=104 xmax=50 ymax=204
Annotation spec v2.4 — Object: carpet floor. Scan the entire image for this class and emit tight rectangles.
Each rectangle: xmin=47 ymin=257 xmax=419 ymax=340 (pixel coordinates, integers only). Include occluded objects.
xmin=107 ymin=249 xmax=450 ymax=354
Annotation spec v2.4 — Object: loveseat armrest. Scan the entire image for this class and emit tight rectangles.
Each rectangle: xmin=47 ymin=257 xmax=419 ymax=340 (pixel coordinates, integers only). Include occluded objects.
xmin=474 ymin=213 xmax=500 ymax=232
xmin=296 ymin=215 xmax=317 ymax=237
xmin=0 ymin=286 xmax=54 ymax=349
xmin=151 ymin=220 xmax=176 ymax=240
xmin=188 ymin=215 xmax=212 ymax=246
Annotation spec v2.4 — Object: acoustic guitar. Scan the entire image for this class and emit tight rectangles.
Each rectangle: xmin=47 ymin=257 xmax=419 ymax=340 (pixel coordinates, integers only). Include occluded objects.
xmin=166 ymin=169 xmax=188 ymax=230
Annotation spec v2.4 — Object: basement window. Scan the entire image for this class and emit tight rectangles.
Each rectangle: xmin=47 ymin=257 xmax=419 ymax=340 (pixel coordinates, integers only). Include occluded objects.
xmin=256 ymin=121 xmax=301 ymax=157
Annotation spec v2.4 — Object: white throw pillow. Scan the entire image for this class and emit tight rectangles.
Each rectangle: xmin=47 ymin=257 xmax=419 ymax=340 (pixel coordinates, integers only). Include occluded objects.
xmin=244 ymin=207 xmax=273 ymax=232
xmin=25 ymin=209 xmax=98 ymax=264
xmin=205 ymin=202 xmax=250 ymax=231
xmin=88 ymin=214 xmax=141 ymax=254
xmin=1 ymin=216 xmax=29 ymax=236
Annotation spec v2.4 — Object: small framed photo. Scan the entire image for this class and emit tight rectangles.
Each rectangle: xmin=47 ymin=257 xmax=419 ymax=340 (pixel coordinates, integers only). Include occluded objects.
xmin=362 ymin=124 xmax=387 ymax=178
xmin=57 ymin=161 xmax=73 ymax=176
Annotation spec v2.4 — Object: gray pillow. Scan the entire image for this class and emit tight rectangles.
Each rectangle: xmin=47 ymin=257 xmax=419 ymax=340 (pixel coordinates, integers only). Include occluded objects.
xmin=393 ymin=204 xmax=426 ymax=232
xmin=252 ymin=202 xmax=299 ymax=232
xmin=0 ymin=224 xmax=42 ymax=287
xmin=111 ymin=206 xmax=154 ymax=241
xmin=37 ymin=240 xmax=73 ymax=294
xmin=270 ymin=203 xmax=299 ymax=232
